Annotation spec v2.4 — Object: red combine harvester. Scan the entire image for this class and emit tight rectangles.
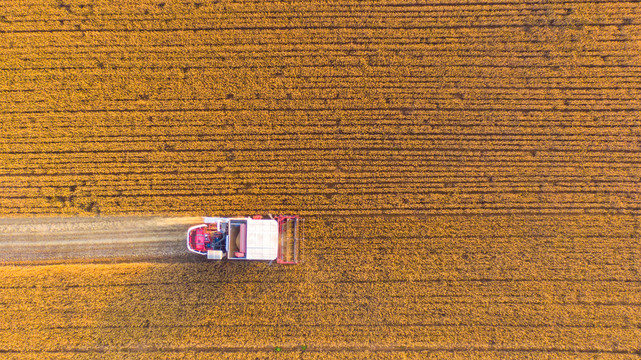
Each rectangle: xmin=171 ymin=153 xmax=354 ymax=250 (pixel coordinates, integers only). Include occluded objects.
xmin=187 ymin=215 xmax=302 ymax=264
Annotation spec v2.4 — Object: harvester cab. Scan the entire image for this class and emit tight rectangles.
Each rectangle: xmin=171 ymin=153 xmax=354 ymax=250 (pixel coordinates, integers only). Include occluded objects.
xmin=187 ymin=215 xmax=302 ymax=264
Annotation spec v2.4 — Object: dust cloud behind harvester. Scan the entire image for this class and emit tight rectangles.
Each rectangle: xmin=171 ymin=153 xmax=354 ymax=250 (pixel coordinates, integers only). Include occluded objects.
xmin=0 ymin=216 xmax=205 ymax=263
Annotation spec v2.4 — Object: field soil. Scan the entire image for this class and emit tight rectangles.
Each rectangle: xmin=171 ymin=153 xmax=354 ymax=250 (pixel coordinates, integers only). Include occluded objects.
xmin=1 ymin=0 xmax=641 ymax=358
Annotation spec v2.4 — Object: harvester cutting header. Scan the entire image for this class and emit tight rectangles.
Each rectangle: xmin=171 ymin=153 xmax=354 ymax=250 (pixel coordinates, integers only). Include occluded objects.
xmin=187 ymin=215 xmax=302 ymax=264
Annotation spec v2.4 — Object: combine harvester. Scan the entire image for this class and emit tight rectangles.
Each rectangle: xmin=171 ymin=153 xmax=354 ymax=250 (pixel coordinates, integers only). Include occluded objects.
xmin=187 ymin=215 xmax=302 ymax=264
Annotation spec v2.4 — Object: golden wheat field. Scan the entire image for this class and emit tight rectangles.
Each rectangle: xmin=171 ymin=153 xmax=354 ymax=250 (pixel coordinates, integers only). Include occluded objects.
xmin=1 ymin=0 xmax=641 ymax=358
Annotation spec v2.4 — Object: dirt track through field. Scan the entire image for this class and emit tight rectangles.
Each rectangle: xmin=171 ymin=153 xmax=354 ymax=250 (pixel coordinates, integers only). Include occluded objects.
xmin=0 ymin=216 xmax=203 ymax=262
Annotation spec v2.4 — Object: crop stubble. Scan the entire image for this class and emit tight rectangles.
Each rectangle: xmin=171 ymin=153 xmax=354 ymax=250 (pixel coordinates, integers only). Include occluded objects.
xmin=1 ymin=0 xmax=641 ymax=358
